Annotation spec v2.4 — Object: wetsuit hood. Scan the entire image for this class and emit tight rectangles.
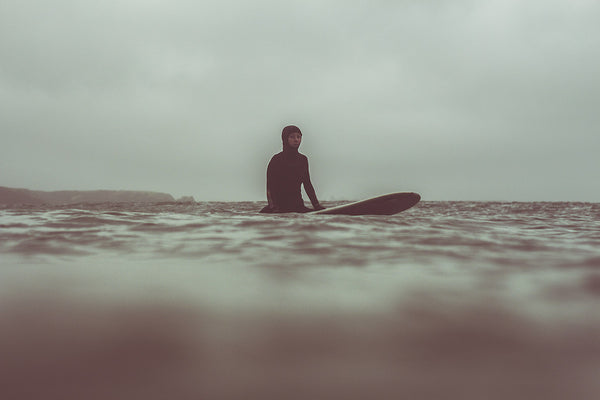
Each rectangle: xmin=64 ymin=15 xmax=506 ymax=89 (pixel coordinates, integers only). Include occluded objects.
xmin=282 ymin=125 xmax=301 ymax=154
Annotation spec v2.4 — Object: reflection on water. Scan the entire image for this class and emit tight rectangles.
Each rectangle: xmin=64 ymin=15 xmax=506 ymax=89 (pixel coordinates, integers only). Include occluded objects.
xmin=1 ymin=201 xmax=600 ymax=399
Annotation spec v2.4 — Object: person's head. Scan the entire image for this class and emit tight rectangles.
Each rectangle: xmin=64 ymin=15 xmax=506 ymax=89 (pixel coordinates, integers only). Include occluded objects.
xmin=282 ymin=125 xmax=302 ymax=151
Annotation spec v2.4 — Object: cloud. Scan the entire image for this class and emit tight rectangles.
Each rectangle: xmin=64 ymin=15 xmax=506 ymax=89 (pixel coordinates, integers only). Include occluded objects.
xmin=1 ymin=0 xmax=599 ymax=200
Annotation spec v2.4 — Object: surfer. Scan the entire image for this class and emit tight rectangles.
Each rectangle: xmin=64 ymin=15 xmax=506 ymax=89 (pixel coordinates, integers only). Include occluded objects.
xmin=260 ymin=125 xmax=325 ymax=213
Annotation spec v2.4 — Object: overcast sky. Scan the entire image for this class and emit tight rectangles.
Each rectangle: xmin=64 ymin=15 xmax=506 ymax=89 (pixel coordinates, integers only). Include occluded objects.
xmin=1 ymin=0 xmax=599 ymax=201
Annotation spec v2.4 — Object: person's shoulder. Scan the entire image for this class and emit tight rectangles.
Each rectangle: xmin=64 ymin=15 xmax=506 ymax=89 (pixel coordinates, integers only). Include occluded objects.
xmin=269 ymin=152 xmax=284 ymax=161
xmin=299 ymin=153 xmax=308 ymax=162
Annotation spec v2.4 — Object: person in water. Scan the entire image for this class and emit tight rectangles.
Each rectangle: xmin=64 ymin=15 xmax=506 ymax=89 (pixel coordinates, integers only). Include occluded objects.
xmin=260 ymin=125 xmax=325 ymax=213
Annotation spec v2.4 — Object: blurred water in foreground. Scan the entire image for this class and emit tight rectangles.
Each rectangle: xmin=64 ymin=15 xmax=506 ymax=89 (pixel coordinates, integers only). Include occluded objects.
xmin=1 ymin=201 xmax=599 ymax=399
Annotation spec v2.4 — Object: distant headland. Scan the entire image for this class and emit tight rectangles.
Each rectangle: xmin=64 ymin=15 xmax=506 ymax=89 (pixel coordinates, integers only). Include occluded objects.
xmin=0 ymin=186 xmax=195 ymax=205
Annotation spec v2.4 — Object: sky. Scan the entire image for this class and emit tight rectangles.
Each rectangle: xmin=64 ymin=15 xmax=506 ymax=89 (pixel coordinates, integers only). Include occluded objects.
xmin=1 ymin=0 xmax=599 ymax=201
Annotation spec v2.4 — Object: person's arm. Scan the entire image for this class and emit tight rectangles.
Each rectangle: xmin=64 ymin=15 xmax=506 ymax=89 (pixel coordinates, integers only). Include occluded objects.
xmin=266 ymin=189 xmax=274 ymax=208
xmin=302 ymin=157 xmax=324 ymax=210
xmin=266 ymin=158 xmax=279 ymax=211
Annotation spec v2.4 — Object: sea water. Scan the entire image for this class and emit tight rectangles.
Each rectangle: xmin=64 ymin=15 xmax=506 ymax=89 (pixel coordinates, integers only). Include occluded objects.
xmin=1 ymin=201 xmax=599 ymax=399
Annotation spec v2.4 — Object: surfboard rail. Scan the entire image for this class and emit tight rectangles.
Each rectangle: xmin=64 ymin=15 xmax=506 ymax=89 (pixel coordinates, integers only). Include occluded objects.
xmin=312 ymin=192 xmax=421 ymax=216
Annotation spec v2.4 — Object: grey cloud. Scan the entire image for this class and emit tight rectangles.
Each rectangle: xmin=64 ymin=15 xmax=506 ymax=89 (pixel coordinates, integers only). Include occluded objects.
xmin=1 ymin=0 xmax=599 ymax=200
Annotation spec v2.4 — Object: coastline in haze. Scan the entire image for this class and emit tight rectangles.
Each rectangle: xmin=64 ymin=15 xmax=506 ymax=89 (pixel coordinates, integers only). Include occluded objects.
xmin=0 ymin=186 xmax=195 ymax=205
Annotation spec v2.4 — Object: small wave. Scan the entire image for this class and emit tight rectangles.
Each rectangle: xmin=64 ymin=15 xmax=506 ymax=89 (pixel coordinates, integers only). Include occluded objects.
xmin=0 ymin=223 xmax=30 ymax=229
xmin=10 ymin=238 xmax=92 ymax=256
xmin=1 ymin=201 xmax=598 ymax=269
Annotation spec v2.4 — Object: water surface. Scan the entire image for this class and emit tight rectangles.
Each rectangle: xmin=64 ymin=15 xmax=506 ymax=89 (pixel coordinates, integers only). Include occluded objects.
xmin=1 ymin=201 xmax=599 ymax=399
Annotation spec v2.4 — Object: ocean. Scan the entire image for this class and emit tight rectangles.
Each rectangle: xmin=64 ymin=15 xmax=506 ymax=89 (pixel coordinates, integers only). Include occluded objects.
xmin=1 ymin=201 xmax=599 ymax=399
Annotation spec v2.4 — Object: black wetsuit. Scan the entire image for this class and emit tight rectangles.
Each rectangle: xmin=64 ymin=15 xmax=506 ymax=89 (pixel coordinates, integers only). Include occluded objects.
xmin=261 ymin=149 xmax=324 ymax=214
xmin=263 ymin=151 xmax=312 ymax=212
xmin=260 ymin=125 xmax=322 ymax=213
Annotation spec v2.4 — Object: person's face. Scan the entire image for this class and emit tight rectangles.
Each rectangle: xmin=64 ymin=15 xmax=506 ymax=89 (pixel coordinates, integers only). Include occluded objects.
xmin=287 ymin=132 xmax=302 ymax=148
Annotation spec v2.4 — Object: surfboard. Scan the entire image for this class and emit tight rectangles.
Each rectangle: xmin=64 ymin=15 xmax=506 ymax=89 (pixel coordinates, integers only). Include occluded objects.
xmin=312 ymin=192 xmax=420 ymax=216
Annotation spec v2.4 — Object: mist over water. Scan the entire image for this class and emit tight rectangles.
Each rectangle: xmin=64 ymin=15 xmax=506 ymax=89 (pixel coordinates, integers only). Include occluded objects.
xmin=1 ymin=201 xmax=600 ymax=399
